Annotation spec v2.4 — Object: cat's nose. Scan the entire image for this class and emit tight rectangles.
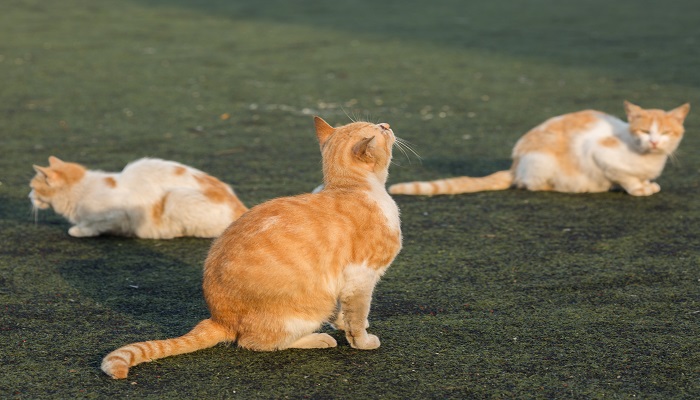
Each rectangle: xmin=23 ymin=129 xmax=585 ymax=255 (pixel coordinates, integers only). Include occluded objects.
xmin=379 ymin=123 xmax=391 ymax=130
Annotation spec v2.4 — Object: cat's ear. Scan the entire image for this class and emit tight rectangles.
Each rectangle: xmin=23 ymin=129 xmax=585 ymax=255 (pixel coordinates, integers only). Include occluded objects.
xmin=314 ymin=116 xmax=335 ymax=147
xmin=48 ymin=156 xmax=64 ymax=167
xmin=667 ymin=103 xmax=690 ymax=122
xmin=352 ymin=136 xmax=376 ymax=168
xmin=624 ymin=100 xmax=643 ymax=118
xmin=33 ymin=165 xmax=58 ymax=185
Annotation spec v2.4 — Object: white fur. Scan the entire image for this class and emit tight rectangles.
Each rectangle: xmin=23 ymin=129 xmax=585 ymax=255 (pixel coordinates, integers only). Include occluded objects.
xmin=366 ymin=175 xmax=401 ymax=233
xmin=31 ymin=158 xmax=241 ymax=238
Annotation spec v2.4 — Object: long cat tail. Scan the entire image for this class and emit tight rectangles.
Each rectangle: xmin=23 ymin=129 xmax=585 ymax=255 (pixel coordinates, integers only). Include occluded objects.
xmin=388 ymin=170 xmax=513 ymax=196
xmin=101 ymin=318 xmax=232 ymax=379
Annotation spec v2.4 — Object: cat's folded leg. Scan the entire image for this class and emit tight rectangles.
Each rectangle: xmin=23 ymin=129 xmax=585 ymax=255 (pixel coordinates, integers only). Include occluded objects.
xmin=68 ymin=225 xmax=100 ymax=237
xmin=288 ymin=333 xmax=337 ymax=349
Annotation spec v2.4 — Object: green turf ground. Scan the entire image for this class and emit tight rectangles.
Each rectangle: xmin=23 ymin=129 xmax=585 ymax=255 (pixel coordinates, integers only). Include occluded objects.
xmin=1 ymin=0 xmax=698 ymax=398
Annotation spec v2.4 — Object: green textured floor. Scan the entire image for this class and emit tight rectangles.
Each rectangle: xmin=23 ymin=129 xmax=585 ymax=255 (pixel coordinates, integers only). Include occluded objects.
xmin=1 ymin=0 xmax=698 ymax=398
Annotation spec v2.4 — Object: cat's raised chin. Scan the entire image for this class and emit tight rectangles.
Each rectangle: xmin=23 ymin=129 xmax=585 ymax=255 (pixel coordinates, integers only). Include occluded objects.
xmin=101 ymin=116 xmax=402 ymax=379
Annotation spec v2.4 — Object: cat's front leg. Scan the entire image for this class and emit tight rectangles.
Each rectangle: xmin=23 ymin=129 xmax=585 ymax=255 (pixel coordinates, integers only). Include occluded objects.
xmin=68 ymin=225 xmax=100 ymax=237
xmin=339 ymin=265 xmax=382 ymax=350
xmin=621 ymin=179 xmax=661 ymax=196
xmin=331 ymin=308 xmax=369 ymax=331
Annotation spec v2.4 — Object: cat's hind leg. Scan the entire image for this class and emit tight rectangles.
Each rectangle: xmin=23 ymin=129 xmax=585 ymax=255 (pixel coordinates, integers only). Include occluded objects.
xmin=288 ymin=333 xmax=337 ymax=349
xmin=513 ymin=153 xmax=557 ymax=191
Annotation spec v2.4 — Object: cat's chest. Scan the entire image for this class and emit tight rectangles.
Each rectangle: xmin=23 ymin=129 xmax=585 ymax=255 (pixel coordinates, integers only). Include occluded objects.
xmin=365 ymin=183 xmax=401 ymax=234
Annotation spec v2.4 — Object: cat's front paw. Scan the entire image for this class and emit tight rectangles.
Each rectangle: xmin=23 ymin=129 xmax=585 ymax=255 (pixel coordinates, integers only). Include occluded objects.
xmin=348 ymin=332 xmax=380 ymax=350
xmin=628 ymin=182 xmax=660 ymax=196
xmin=68 ymin=226 xmax=99 ymax=237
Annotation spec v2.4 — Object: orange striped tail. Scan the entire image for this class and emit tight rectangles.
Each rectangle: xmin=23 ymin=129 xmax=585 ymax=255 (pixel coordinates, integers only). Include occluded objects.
xmin=388 ymin=170 xmax=513 ymax=196
xmin=101 ymin=318 xmax=231 ymax=379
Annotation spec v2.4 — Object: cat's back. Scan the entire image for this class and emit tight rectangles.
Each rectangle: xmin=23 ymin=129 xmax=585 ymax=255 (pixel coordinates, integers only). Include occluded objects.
xmin=121 ymin=158 xmax=192 ymax=181
xmin=513 ymin=110 xmax=618 ymax=156
xmin=209 ymin=188 xmax=400 ymax=274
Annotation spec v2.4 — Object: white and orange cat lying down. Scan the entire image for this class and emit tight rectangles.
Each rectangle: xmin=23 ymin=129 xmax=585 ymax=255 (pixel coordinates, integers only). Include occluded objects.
xmin=30 ymin=157 xmax=248 ymax=238
xmin=101 ymin=117 xmax=402 ymax=379
xmin=389 ymin=101 xmax=690 ymax=196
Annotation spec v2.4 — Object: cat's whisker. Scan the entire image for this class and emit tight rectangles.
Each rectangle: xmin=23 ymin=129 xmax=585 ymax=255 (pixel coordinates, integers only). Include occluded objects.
xmin=341 ymin=106 xmax=356 ymax=123
xmin=668 ymin=151 xmax=680 ymax=166
xmin=396 ymin=138 xmax=421 ymax=159
xmin=393 ymin=137 xmax=422 ymax=165
xmin=30 ymin=205 xmax=39 ymax=225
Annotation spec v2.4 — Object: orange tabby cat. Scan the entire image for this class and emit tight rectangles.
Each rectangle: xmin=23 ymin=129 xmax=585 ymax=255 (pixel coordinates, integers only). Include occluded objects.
xmin=101 ymin=117 xmax=402 ymax=379
xmin=389 ymin=101 xmax=690 ymax=196
xmin=30 ymin=157 xmax=248 ymax=238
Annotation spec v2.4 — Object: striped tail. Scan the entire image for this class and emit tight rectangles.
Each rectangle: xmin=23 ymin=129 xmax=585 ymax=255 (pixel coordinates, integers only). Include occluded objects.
xmin=388 ymin=170 xmax=513 ymax=196
xmin=101 ymin=318 xmax=232 ymax=379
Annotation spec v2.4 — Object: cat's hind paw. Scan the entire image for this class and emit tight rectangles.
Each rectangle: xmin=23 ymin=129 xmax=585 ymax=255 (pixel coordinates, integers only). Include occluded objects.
xmin=289 ymin=333 xmax=337 ymax=349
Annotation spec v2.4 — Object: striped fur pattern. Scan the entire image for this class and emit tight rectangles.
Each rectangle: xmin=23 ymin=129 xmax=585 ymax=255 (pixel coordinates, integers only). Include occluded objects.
xmin=389 ymin=101 xmax=690 ymax=196
xmin=29 ymin=157 xmax=247 ymax=238
xmin=101 ymin=117 xmax=402 ymax=379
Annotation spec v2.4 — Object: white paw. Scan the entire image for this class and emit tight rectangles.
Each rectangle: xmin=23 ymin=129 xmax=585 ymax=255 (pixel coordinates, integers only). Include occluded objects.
xmin=68 ymin=226 xmax=98 ymax=237
xmin=628 ymin=182 xmax=660 ymax=196
xmin=348 ymin=333 xmax=380 ymax=350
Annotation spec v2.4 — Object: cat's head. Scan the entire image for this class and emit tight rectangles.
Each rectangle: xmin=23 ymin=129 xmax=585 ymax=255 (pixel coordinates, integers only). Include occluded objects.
xmin=29 ymin=156 xmax=86 ymax=210
xmin=314 ymin=117 xmax=396 ymax=186
xmin=624 ymin=101 xmax=690 ymax=155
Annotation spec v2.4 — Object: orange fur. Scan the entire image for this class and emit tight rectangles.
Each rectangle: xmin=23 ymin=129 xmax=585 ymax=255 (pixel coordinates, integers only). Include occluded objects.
xmin=389 ymin=101 xmax=689 ymax=196
xmin=104 ymin=177 xmax=117 ymax=188
xmin=101 ymin=117 xmax=402 ymax=379
xmin=195 ymin=174 xmax=248 ymax=219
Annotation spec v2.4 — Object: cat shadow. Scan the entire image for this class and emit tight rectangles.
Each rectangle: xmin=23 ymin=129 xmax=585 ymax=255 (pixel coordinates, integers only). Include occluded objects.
xmin=54 ymin=231 xmax=211 ymax=334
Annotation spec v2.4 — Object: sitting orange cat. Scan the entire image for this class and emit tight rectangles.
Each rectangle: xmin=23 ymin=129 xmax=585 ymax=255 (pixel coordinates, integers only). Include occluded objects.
xmin=101 ymin=117 xmax=402 ymax=379
xmin=389 ymin=101 xmax=689 ymax=196
xmin=30 ymin=157 xmax=248 ymax=238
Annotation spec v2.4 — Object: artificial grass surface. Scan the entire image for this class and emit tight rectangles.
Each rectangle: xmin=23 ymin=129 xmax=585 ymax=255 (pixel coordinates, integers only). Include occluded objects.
xmin=1 ymin=0 xmax=699 ymax=398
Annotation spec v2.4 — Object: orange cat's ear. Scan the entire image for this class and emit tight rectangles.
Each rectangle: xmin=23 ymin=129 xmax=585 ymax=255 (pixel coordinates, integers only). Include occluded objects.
xmin=33 ymin=165 xmax=58 ymax=185
xmin=667 ymin=103 xmax=690 ymax=122
xmin=314 ymin=116 xmax=335 ymax=146
xmin=48 ymin=156 xmax=64 ymax=167
xmin=352 ymin=136 xmax=376 ymax=168
xmin=624 ymin=100 xmax=643 ymax=118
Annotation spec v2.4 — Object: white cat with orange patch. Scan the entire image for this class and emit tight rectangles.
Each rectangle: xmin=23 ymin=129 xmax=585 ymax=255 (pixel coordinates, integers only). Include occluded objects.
xmin=101 ymin=117 xmax=402 ymax=379
xmin=389 ymin=101 xmax=690 ymax=196
xmin=29 ymin=157 xmax=248 ymax=238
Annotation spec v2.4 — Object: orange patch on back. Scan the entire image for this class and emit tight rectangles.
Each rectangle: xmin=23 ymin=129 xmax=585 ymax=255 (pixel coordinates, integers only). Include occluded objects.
xmin=599 ymin=137 xmax=619 ymax=148
xmin=174 ymin=166 xmax=187 ymax=176
xmin=104 ymin=177 xmax=117 ymax=188
xmin=194 ymin=174 xmax=248 ymax=219
xmin=514 ymin=110 xmax=600 ymax=175
xmin=195 ymin=174 xmax=232 ymax=203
